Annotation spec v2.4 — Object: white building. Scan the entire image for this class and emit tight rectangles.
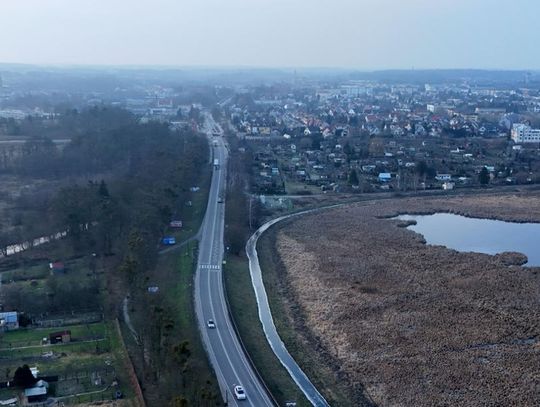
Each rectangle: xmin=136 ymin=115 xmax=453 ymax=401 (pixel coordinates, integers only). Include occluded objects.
xmin=511 ymin=124 xmax=540 ymax=143
xmin=435 ymin=174 xmax=452 ymax=182
xmin=442 ymin=182 xmax=455 ymax=190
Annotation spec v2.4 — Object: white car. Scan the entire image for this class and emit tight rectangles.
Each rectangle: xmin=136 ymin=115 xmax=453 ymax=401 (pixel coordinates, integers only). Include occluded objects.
xmin=233 ymin=385 xmax=246 ymax=400
xmin=207 ymin=319 xmax=216 ymax=329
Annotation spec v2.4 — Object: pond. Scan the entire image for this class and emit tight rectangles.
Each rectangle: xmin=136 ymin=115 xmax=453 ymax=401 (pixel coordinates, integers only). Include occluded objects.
xmin=397 ymin=213 xmax=540 ymax=267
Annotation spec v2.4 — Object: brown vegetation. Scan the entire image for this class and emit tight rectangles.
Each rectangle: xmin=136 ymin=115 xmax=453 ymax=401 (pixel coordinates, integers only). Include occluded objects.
xmin=272 ymin=193 xmax=540 ymax=406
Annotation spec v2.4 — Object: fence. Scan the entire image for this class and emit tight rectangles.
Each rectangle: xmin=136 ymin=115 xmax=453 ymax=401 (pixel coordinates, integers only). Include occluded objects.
xmin=0 ymin=338 xmax=111 ymax=359
xmin=33 ymin=311 xmax=104 ymax=328
xmin=0 ymin=335 xmax=107 ymax=350
xmin=113 ymin=318 xmax=146 ymax=407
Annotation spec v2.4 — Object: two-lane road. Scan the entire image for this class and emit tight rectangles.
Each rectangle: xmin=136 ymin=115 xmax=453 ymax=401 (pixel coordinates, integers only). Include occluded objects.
xmin=194 ymin=118 xmax=274 ymax=407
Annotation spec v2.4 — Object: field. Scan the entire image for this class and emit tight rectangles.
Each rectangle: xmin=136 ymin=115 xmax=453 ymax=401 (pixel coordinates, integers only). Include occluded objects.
xmin=0 ymin=251 xmax=103 ymax=317
xmin=262 ymin=192 xmax=540 ymax=406
xmin=0 ymin=217 xmax=140 ymax=405
xmin=283 ymin=178 xmax=321 ymax=195
xmin=0 ymin=320 xmax=138 ymax=406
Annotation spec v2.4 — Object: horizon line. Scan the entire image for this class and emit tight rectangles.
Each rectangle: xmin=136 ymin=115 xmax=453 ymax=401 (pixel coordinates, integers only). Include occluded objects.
xmin=0 ymin=62 xmax=539 ymax=73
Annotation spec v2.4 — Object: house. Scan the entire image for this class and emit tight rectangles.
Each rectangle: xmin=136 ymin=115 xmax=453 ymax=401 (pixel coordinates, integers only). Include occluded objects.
xmin=49 ymin=330 xmax=71 ymax=344
xmin=24 ymin=380 xmax=49 ymax=403
xmin=378 ymin=173 xmax=392 ymax=182
xmin=0 ymin=312 xmax=18 ymax=331
xmin=362 ymin=165 xmax=376 ymax=173
xmin=157 ymin=98 xmax=174 ymax=108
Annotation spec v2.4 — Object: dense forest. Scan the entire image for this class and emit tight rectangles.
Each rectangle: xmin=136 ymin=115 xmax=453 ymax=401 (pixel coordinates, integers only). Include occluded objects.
xmin=1 ymin=106 xmax=208 ymax=315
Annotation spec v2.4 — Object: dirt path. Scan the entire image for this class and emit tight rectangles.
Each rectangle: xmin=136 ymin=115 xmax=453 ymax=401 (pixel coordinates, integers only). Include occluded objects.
xmin=122 ymin=297 xmax=140 ymax=345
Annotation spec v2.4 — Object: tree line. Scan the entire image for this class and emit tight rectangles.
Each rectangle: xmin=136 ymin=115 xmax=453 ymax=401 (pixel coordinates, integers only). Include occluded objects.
xmin=1 ymin=106 xmax=208 ymax=316
xmin=47 ymin=108 xmax=209 ymax=269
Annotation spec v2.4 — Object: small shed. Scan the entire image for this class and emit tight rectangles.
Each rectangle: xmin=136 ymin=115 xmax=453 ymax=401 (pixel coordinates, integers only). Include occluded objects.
xmin=30 ymin=367 xmax=39 ymax=378
xmin=169 ymin=220 xmax=183 ymax=228
xmin=162 ymin=237 xmax=176 ymax=245
xmin=378 ymin=172 xmax=392 ymax=182
xmin=49 ymin=330 xmax=71 ymax=344
xmin=435 ymin=174 xmax=452 ymax=182
xmin=442 ymin=182 xmax=455 ymax=190
xmin=24 ymin=380 xmax=49 ymax=403
xmin=0 ymin=312 xmax=19 ymax=331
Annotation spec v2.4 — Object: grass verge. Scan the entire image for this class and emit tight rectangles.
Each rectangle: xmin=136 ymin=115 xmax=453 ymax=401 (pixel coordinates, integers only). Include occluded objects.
xmin=171 ymin=163 xmax=212 ymax=243
xmin=223 ymin=254 xmax=310 ymax=406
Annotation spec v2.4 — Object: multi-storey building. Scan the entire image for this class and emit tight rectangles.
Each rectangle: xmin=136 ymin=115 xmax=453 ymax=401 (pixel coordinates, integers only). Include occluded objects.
xmin=511 ymin=124 xmax=540 ymax=143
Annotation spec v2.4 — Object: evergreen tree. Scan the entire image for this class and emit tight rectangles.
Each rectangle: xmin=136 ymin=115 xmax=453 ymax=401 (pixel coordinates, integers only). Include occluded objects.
xmin=13 ymin=365 xmax=37 ymax=387
xmin=479 ymin=167 xmax=490 ymax=185
xmin=348 ymin=169 xmax=359 ymax=186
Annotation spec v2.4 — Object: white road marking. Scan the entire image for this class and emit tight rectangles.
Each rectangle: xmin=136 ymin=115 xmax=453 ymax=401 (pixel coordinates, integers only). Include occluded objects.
xmin=200 ymin=264 xmax=221 ymax=270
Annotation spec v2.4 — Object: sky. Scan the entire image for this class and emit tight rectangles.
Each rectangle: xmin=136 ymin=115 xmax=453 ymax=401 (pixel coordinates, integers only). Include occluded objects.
xmin=0 ymin=0 xmax=539 ymax=70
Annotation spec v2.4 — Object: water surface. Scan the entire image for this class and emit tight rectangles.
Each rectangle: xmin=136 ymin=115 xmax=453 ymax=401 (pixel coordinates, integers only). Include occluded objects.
xmin=397 ymin=213 xmax=540 ymax=267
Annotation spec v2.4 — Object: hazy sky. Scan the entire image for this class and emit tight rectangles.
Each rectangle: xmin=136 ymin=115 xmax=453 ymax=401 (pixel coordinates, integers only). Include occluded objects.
xmin=1 ymin=0 xmax=538 ymax=69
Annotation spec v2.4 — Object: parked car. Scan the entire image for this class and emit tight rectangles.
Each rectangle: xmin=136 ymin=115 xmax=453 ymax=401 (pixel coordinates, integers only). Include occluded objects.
xmin=234 ymin=385 xmax=246 ymax=400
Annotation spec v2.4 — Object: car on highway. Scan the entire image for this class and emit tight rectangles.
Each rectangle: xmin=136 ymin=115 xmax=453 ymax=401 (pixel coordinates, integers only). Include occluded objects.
xmin=207 ymin=319 xmax=216 ymax=329
xmin=233 ymin=385 xmax=246 ymax=400
xmin=217 ymin=196 xmax=224 ymax=203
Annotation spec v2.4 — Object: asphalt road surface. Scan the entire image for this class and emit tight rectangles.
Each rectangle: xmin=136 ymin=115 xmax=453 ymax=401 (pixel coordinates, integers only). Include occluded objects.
xmin=194 ymin=116 xmax=274 ymax=407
